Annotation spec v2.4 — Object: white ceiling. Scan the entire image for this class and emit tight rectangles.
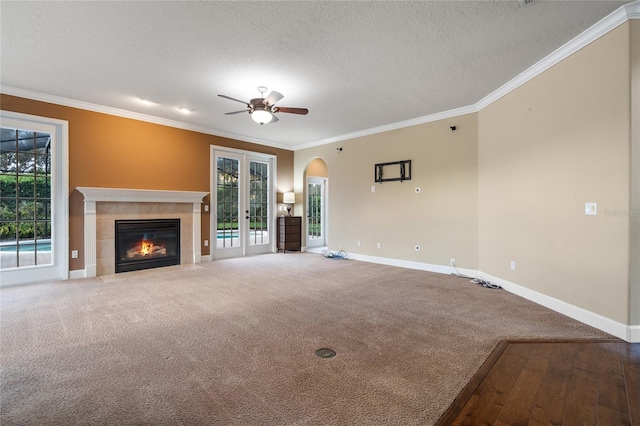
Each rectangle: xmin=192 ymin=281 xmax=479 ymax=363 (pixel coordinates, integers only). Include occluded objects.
xmin=0 ymin=1 xmax=634 ymax=150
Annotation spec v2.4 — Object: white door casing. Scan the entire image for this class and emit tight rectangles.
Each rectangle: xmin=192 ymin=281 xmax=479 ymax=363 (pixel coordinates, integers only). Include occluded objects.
xmin=306 ymin=176 xmax=327 ymax=248
xmin=210 ymin=146 xmax=276 ymax=259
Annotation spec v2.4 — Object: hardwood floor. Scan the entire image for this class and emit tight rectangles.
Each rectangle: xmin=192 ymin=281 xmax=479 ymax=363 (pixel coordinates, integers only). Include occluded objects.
xmin=437 ymin=340 xmax=640 ymax=425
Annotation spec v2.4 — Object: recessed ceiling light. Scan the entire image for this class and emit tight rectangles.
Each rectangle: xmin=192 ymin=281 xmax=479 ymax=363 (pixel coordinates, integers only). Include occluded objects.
xmin=178 ymin=107 xmax=192 ymax=114
xmin=139 ymin=98 xmax=154 ymax=105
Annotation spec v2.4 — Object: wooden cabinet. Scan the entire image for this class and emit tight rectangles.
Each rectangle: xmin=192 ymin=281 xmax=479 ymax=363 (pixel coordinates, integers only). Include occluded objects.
xmin=278 ymin=216 xmax=301 ymax=252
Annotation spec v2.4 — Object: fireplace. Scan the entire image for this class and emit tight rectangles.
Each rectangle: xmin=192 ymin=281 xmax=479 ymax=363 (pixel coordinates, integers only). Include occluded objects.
xmin=115 ymin=219 xmax=180 ymax=273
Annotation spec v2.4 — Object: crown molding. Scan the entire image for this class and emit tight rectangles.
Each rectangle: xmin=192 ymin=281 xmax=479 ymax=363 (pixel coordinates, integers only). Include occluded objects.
xmin=294 ymin=104 xmax=478 ymax=151
xmin=2 ymin=1 xmax=637 ymax=151
xmin=627 ymin=0 xmax=640 ymax=19
xmin=0 ymin=86 xmax=292 ymax=151
xmin=298 ymin=1 xmax=638 ymax=149
xmin=476 ymin=1 xmax=638 ymax=110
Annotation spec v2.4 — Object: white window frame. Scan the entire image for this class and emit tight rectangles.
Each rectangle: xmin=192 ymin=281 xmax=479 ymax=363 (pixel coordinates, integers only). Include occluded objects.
xmin=0 ymin=110 xmax=69 ymax=287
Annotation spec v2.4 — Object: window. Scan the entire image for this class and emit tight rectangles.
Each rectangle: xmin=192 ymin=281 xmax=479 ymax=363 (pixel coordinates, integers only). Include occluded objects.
xmin=0 ymin=111 xmax=68 ymax=286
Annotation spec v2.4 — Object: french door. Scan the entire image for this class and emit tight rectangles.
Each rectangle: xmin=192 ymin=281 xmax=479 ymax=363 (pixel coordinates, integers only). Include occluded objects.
xmin=212 ymin=148 xmax=275 ymax=259
xmin=0 ymin=111 xmax=68 ymax=286
xmin=307 ymin=177 xmax=327 ymax=248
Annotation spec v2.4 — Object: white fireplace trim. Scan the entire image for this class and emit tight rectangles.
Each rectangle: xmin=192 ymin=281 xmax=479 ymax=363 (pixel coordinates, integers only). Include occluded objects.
xmin=76 ymin=187 xmax=208 ymax=278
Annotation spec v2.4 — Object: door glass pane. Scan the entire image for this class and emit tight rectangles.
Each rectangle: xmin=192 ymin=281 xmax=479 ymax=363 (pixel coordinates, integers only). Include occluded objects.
xmin=216 ymin=157 xmax=239 ymax=248
xmin=249 ymin=161 xmax=269 ymax=246
xmin=308 ymin=183 xmax=322 ymax=240
xmin=0 ymin=128 xmax=53 ymax=269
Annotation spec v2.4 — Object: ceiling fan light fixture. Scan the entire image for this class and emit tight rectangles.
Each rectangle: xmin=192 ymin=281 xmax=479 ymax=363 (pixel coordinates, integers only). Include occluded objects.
xmin=219 ymin=87 xmax=307 ymax=124
xmin=251 ymin=108 xmax=273 ymax=124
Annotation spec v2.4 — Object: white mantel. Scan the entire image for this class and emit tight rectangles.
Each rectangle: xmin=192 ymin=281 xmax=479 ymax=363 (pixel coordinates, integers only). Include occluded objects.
xmin=76 ymin=187 xmax=209 ymax=204
xmin=76 ymin=187 xmax=208 ymax=278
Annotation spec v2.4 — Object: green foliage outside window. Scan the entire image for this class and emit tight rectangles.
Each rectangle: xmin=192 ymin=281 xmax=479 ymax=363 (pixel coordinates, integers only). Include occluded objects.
xmin=0 ymin=175 xmax=51 ymax=241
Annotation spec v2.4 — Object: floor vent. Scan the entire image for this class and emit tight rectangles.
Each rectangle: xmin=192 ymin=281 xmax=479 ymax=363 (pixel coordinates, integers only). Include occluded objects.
xmin=315 ymin=348 xmax=336 ymax=359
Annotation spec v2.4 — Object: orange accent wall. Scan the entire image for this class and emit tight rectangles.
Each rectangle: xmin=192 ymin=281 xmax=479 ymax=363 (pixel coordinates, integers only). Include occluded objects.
xmin=1 ymin=94 xmax=294 ymax=271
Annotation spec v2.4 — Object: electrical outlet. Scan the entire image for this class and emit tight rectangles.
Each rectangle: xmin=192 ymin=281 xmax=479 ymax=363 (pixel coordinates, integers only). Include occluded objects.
xmin=377 ymin=242 xmax=381 ymax=249
xmin=204 ymin=240 xmax=209 ymax=247
xmin=585 ymin=202 xmax=597 ymax=215
xmin=371 ymin=186 xmax=376 ymax=193
xmin=357 ymin=240 xmax=361 ymax=247
xmin=71 ymin=250 xmax=78 ymax=259
xmin=511 ymin=260 xmax=516 ymax=270
xmin=204 ymin=205 xmax=209 ymax=212
xmin=450 ymin=258 xmax=456 ymax=266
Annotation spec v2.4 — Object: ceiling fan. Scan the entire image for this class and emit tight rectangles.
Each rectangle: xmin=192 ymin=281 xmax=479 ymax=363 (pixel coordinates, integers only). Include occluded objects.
xmin=218 ymin=86 xmax=309 ymax=125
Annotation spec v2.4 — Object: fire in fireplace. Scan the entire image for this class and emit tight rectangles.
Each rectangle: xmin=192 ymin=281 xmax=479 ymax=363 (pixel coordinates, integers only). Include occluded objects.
xmin=115 ymin=219 xmax=180 ymax=273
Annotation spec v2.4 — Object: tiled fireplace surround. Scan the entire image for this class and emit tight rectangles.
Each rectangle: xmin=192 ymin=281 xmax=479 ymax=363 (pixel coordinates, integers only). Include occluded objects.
xmin=76 ymin=188 xmax=208 ymax=277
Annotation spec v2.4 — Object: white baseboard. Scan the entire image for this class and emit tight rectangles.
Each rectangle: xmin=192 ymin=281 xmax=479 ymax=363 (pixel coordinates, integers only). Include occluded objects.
xmin=480 ymin=272 xmax=636 ymax=343
xmin=200 ymin=255 xmax=212 ymax=262
xmin=351 ymin=253 xmax=454 ymax=275
xmin=305 ymin=246 xmax=326 ymax=254
xmin=68 ymin=269 xmax=86 ymax=279
xmin=349 ymin=252 xmax=638 ymax=343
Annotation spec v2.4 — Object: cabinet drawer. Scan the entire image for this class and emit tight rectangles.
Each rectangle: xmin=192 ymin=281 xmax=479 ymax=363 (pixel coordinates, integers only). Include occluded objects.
xmin=282 ymin=241 xmax=301 ymax=251
xmin=283 ymin=226 xmax=300 ymax=235
xmin=280 ymin=233 xmax=300 ymax=243
xmin=282 ymin=217 xmax=301 ymax=226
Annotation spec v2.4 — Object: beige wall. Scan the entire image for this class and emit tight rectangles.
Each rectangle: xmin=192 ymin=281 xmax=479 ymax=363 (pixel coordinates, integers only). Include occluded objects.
xmin=479 ymin=23 xmax=631 ymax=324
xmin=296 ymin=22 xmax=636 ymax=327
xmin=0 ymin=95 xmax=294 ymax=271
xmin=295 ymin=113 xmax=479 ymax=268
xmin=630 ymin=19 xmax=640 ymax=325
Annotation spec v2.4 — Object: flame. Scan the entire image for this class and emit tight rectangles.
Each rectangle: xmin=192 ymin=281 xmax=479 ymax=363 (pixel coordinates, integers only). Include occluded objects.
xmin=140 ymin=240 xmax=153 ymax=256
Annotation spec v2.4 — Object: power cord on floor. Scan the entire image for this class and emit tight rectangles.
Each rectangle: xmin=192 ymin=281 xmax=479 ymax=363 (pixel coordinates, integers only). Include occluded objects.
xmin=451 ymin=265 xmax=501 ymax=290
xmin=321 ymin=249 xmax=350 ymax=260
xmin=470 ymin=277 xmax=501 ymax=289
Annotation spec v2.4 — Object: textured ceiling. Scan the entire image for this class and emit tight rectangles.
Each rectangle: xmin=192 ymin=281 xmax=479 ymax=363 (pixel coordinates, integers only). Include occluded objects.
xmin=0 ymin=1 xmax=633 ymax=149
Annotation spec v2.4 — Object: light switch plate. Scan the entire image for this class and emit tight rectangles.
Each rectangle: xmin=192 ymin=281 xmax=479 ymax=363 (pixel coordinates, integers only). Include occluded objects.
xmin=585 ymin=202 xmax=597 ymax=215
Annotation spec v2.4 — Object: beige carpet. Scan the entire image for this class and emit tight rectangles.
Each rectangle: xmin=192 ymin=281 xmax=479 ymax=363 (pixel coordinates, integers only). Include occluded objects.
xmin=0 ymin=253 xmax=611 ymax=425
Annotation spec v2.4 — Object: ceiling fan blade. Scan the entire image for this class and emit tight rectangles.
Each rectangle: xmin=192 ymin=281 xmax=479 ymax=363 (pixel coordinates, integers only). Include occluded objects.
xmin=218 ymin=94 xmax=250 ymax=106
xmin=264 ymin=91 xmax=284 ymax=106
xmin=270 ymin=114 xmax=279 ymax=123
xmin=225 ymin=110 xmax=249 ymax=115
xmin=274 ymin=107 xmax=309 ymax=115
